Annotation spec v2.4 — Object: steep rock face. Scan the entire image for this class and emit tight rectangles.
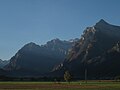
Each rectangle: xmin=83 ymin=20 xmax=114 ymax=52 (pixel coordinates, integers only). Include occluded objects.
xmin=87 ymin=42 xmax=120 ymax=79
xmin=53 ymin=19 xmax=120 ymax=79
xmin=4 ymin=39 xmax=78 ymax=76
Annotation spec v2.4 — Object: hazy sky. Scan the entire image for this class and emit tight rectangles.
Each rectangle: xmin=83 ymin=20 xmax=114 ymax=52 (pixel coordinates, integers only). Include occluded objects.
xmin=0 ymin=0 xmax=120 ymax=60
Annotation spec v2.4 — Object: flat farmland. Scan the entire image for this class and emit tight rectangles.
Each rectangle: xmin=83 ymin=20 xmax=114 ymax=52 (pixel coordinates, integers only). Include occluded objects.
xmin=0 ymin=81 xmax=120 ymax=90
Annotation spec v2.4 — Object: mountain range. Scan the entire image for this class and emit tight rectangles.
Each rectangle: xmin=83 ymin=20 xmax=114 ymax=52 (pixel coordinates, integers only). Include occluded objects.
xmin=3 ymin=38 xmax=78 ymax=77
xmin=0 ymin=19 xmax=120 ymax=80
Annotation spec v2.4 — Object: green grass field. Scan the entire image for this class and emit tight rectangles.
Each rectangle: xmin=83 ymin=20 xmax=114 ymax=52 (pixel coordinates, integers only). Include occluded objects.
xmin=0 ymin=81 xmax=120 ymax=90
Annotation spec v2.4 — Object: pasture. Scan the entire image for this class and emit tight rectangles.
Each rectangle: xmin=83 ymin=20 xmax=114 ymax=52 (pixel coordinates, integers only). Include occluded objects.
xmin=0 ymin=81 xmax=120 ymax=90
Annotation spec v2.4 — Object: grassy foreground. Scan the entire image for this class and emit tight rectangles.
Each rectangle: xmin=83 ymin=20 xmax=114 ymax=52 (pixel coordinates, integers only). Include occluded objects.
xmin=0 ymin=81 xmax=120 ymax=90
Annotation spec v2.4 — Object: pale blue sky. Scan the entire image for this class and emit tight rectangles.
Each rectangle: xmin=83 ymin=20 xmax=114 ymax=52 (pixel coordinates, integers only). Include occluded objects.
xmin=0 ymin=0 xmax=120 ymax=60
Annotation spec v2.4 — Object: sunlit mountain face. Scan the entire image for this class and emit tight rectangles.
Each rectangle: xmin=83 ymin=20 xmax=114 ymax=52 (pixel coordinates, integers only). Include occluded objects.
xmin=52 ymin=19 xmax=120 ymax=79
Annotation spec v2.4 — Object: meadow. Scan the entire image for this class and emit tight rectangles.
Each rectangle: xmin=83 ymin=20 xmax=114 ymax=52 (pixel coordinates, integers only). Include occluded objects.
xmin=0 ymin=81 xmax=120 ymax=90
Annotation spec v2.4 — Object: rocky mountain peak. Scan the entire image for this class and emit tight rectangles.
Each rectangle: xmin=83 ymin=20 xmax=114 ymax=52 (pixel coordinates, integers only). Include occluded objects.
xmin=69 ymin=38 xmax=79 ymax=42
xmin=52 ymin=38 xmax=61 ymax=42
xmin=98 ymin=19 xmax=108 ymax=24
xmin=95 ymin=19 xmax=109 ymax=26
xmin=20 ymin=42 xmax=41 ymax=52
xmin=46 ymin=38 xmax=62 ymax=46
xmin=24 ymin=42 xmax=39 ymax=48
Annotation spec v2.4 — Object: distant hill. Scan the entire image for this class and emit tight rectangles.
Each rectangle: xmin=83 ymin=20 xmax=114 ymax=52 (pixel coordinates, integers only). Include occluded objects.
xmin=53 ymin=19 xmax=120 ymax=79
xmin=4 ymin=38 xmax=78 ymax=77
xmin=0 ymin=59 xmax=9 ymax=68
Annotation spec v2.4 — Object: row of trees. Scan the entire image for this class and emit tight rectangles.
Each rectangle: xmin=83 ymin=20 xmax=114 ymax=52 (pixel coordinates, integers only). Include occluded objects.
xmin=63 ymin=71 xmax=120 ymax=83
xmin=0 ymin=72 xmax=72 ymax=82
